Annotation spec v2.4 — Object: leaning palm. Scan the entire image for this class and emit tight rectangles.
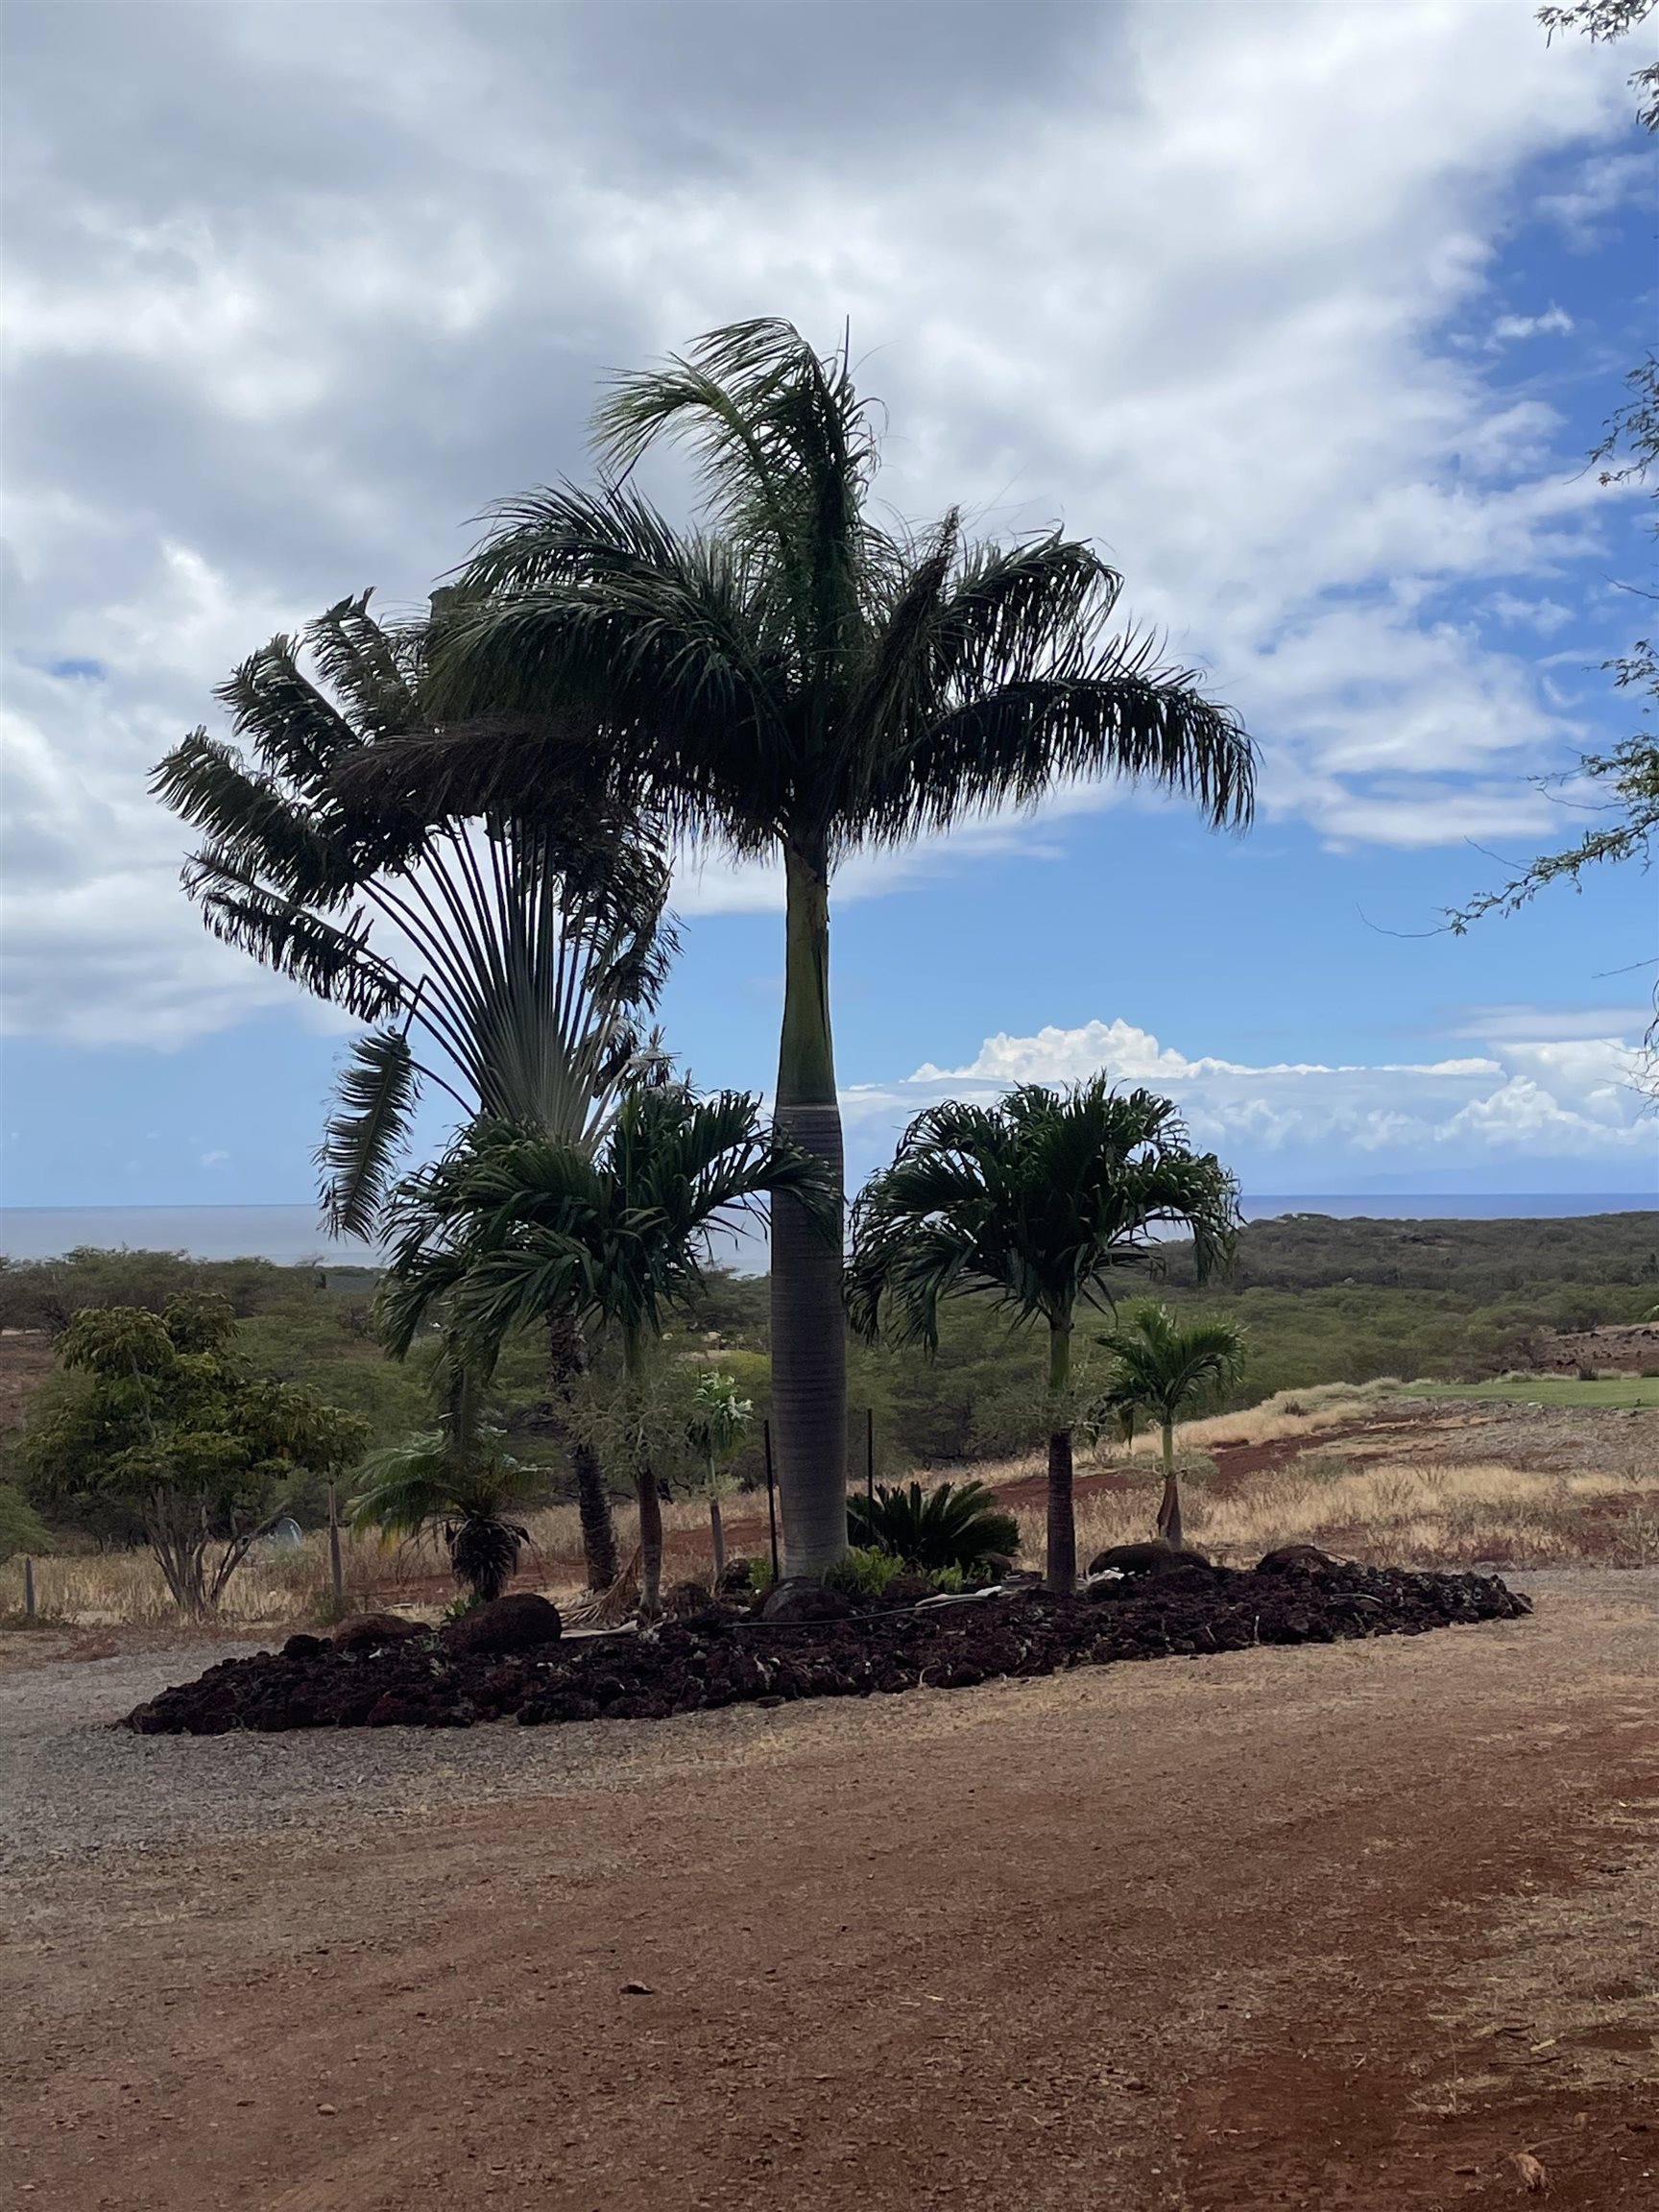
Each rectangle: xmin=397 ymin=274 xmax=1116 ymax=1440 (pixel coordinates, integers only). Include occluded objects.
xmin=380 ymin=1084 xmax=836 ymax=1619
xmin=349 ymin=1415 xmax=546 ymax=1605
xmin=338 ymin=319 xmax=1256 ymax=1576
xmin=1093 ymin=1303 xmax=1248 ymax=1551
xmin=847 ymin=1082 xmax=1239 ymax=1591
xmin=153 ymin=591 xmax=672 ymax=1587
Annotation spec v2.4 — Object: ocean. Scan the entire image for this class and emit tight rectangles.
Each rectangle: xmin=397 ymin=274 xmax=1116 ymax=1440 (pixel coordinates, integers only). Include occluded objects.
xmin=1 ymin=1195 xmax=1654 ymax=1267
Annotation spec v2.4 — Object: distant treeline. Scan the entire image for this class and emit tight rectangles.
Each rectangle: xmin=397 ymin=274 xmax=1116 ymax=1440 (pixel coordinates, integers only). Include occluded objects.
xmin=3 ymin=1213 xmax=1655 ymax=1493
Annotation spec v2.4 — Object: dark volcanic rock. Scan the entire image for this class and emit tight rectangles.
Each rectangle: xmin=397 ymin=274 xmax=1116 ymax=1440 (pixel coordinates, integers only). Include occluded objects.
xmin=1255 ymin=1545 xmax=1343 ymax=1575
xmin=330 ymin=1612 xmax=421 ymax=1652
xmin=760 ymin=1579 xmax=855 ymax=1623
xmin=1089 ymin=1542 xmax=1215 ymax=1576
xmin=442 ymin=1592 xmax=563 ymax=1656
xmin=120 ymin=1560 xmax=1532 ymax=1737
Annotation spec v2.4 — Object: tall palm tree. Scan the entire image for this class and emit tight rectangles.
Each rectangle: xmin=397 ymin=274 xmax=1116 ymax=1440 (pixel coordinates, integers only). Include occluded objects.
xmin=152 ymin=591 xmax=673 ymax=1587
xmin=335 ymin=319 xmax=1257 ymax=1576
xmin=847 ymin=1082 xmax=1239 ymax=1591
xmin=378 ymin=1084 xmax=836 ymax=1619
xmin=1094 ymin=1302 xmax=1248 ymax=1551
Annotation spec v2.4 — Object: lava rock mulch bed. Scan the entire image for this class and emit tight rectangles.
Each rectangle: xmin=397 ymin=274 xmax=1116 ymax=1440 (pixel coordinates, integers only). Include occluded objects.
xmin=122 ymin=1559 xmax=1531 ymax=1737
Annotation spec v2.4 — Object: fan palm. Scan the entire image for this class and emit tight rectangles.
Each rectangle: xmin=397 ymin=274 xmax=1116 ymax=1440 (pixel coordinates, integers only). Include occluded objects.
xmin=379 ymin=1083 xmax=836 ymax=1619
xmin=335 ymin=318 xmax=1256 ymax=1576
xmin=1093 ymin=1302 xmax=1248 ymax=1551
xmin=847 ymin=1081 xmax=1239 ymax=1590
xmin=152 ymin=591 xmax=673 ymax=1587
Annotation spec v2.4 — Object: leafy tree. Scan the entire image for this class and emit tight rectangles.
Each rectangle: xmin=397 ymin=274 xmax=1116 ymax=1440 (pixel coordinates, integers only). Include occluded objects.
xmin=340 ymin=318 xmax=1255 ymax=1576
xmin=349 ymin=1365 xmax=545 ymax=1604
xmin=847 ymin=1082 xmax=1238 ymax=1590
xmin=685 ymin=1370 xmax=753 ymax=1578
xmin=20 ymin=1299 xmax=368 ymax=1614
xmin=0 ymin=1483 xmax=50 ymax=1566
xmin=378 ymin=1084 xmax=836 ymax=1619
xmin=153 ymin=592 xmax=675 ymax=1587
xmin=846 ymin=1479 xmax=1019 ymax=1576
xmin=1538 ymin=2 xmax=1657 ymax=130
xmin=1092 ymin=1302 xmax=1248 ymax=1549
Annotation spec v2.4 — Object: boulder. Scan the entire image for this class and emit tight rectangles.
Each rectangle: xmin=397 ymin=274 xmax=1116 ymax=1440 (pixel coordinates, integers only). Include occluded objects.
xmin=760 ymin=1578 xmax=856 ymax=1624
xmin=331 ymin=1612 xmax=421 ymax=1653
xmin=443 ymin=1592 xmax=564 ymax=1656
xmin=281 ymin=1632 xmax=328 ymax=1660
xmin=1255 ymin=1545 xmax=1341 ymax=1575
xmin=1089 ymin=1542 xmax=1214 ymax=1577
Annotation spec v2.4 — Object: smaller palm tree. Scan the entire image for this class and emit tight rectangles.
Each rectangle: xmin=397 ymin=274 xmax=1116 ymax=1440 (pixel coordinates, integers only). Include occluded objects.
xmin=847 ymin=1081 xmax=1239 ymax=1592
xmin=685 ymin=1371 xmax=753 ymax=1580
xmin=349 ymin=1377 xmax=545 ymax=1605
xmin=381 ymin=1084 xmax=836 ymax=1619
xmin=1093 ymin=1302 xmax=1248 ymax=1550
xmin=847 ymin=1479 xmax=1019 ymax=1577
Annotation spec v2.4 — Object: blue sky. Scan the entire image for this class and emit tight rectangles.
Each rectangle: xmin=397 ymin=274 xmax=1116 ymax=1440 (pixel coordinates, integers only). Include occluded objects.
xmin=2 ymin=0 xmax=1655 ymax=1212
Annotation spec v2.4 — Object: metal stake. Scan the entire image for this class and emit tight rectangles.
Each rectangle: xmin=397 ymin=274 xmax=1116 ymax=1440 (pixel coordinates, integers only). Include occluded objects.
xmin=763 ymin=1418 xmax=781 ymax=1583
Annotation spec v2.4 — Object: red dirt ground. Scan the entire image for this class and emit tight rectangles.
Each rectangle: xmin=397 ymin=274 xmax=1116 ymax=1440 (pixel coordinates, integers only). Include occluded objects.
xmin=5 ymin=1572 xmax=1655 ymax=2210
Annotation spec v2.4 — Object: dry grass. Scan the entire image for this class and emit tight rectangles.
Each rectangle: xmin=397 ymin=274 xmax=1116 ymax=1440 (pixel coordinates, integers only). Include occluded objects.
xmin=1019 ymin=1451 xmax=1659 ymax=1572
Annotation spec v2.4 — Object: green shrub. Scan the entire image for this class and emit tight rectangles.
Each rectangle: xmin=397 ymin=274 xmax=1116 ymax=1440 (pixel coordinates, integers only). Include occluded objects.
xmin=846 ymin=1479 xmax=1020 ymax=1575
xmin=826 ymin=1546 xmax=912 ymax=1598
xmin=0 ymin=1482 xmax=51 ymax=1565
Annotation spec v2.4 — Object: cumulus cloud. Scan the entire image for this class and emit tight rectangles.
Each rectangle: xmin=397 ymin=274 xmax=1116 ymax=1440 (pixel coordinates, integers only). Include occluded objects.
xmin=840 ymin=1014 xmax=1656 ymax=1189
xmin=0 ymin=0 xmax=1641 ymax=1044
xmin=1488 ymin=304 xmax=1575 ymax=343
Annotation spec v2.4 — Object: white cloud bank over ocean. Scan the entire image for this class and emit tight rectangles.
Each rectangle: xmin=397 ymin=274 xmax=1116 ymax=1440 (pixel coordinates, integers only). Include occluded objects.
xmin=842 ymin=1013 xmax=1657 ymax=1193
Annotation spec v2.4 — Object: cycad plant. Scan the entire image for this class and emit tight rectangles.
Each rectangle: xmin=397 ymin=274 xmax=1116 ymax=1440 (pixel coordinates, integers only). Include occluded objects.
xmin=846 ymin=1479 xmax=1019 ymax=1577
xmin=379 ymin=1083 xmax=836 ymax=1620
xmin=685 ymin=1370 xmax=753 ymax=1579
xmin=1093 ymin=1302 xmax=1248 ymax=1550
xmin=336 ymin=318 xmax=1255 ymax=1576
xmin=847 ymin=1082 xmax=1239 ymax=1591
xmin=349 ymin=1408 xmax=545 ymax=1607
xmin=152 ymin=591 xmax=673 ymax=1587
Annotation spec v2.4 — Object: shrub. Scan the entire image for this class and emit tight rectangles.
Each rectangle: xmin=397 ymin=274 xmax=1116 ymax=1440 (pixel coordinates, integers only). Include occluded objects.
xmin=826 ymin=1546 xmax=913 ymax=1599
xmin=846 ymin=1479 xmax=1020 ymax=1575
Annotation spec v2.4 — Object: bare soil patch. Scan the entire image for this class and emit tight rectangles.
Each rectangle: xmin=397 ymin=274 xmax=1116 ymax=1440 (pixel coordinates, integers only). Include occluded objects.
xmin=3 ymin=1570 xmax=1654 ymax=2211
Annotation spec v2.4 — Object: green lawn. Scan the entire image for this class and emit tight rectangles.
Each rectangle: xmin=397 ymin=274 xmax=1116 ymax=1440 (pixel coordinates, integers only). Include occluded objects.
xmin=1419 ymin=1375 xmax=1659 ymax=1409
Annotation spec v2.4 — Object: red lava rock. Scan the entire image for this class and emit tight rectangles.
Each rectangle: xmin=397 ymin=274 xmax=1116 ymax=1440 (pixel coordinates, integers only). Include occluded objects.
xmin=118 ymin=1563 xmax=1532 ymax=1737
xmin=1089 ymin=1542 xmax=1214 ymax=1576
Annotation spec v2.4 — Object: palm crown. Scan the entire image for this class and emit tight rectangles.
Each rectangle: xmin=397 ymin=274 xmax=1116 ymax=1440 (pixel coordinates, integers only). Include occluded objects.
xmin=152 ymin=592 xmax=673 ymax=1240
xmin=1093 ymin=1300 xmax=1248 ymax=1550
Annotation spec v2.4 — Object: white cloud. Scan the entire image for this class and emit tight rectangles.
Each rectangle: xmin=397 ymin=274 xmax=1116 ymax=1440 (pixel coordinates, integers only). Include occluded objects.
xmin=841 ymin=1014 xmax=1656 ymax=1185
xmin=0 ymin=0 xmax=1641 ymax=1045
xmin=1488 ymin=305 xmax=1575 ymax=344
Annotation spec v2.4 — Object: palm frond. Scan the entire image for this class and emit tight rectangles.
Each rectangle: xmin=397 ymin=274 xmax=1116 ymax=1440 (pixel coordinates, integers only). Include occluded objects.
xmin=318 ymin=1028 xmax=423 ymax=1240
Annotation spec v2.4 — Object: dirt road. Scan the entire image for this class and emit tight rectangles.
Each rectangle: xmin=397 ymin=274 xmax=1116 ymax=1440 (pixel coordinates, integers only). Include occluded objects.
xmin=4 ymin=1571 xmax=1656 ymax=2210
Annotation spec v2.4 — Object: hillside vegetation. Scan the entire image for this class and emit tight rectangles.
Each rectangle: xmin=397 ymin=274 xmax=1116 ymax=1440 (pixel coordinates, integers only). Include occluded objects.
xmin=2 ymin=1213 xmax=1655 ymax=1509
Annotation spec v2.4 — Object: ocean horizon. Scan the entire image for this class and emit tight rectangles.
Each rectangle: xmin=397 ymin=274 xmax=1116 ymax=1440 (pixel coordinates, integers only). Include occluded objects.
xmin=2 ymin=1194 xmax=1655 ymax=1268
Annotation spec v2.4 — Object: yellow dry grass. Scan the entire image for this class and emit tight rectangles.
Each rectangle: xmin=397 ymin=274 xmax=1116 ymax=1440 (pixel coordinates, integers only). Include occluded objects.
xmin=1016 ymin=1452 xmax=1659 ymax=1573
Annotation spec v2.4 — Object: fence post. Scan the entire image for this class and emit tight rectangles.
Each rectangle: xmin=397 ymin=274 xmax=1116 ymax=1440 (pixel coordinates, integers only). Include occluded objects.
xmin=23 ymin=1555 xmax=36 ymax=1620
xmin=762 ymin=1418 xmax=781 ymax=1584
xmin=865 ymin=1406 xmax=875 ymax=1505
xmin=327 ymin=1479 xmax=345 ymax=1612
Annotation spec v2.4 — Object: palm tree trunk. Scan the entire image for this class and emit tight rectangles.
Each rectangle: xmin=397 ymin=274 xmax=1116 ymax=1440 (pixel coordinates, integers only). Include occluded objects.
xmin=624 ymin=1328 xmax=665 ymax=1621
xmin=770 ymin=838 xmax=848 ymax=1578
xmin=1156 ymin=1417 xmax=1184 ymax=1549
xmin=547 ymin=1311 xmax=618 ymax=1589
xmin=1045 ymin=1319 xmax=1076 ymax=1593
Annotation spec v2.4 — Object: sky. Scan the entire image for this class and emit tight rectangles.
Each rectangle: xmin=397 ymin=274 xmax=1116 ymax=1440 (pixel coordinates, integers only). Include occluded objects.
xmin=2 ymin=0 xmax=1656 ymax=1213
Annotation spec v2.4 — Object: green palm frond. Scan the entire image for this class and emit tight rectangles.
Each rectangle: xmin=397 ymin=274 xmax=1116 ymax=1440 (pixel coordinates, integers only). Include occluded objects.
xmin=846 ymin=1479 xmax=1019 ymax=1575
xmin=318 ymin=1028 xmax=424 ymax=1241
xmin=1093 ymin=1301 xmax=1249 ymax=1430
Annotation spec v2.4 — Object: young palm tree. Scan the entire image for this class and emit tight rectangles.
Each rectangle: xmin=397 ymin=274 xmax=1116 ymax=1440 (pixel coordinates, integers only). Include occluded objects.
xmin=337 ymin=319 xmax=1257 ymax=1576
xmin=685 ymin=1370 xmax=753 ymax=1579
xmin=1093 ymin=1302 xmax=1248 ymax=1551
xmin=152 ymin=591 xmax=673 ymax=1588
xmin=349 ymin=1414 xmax=545 ymax=1605
xmin=847 ymin=1082 xmax=1239 ymax=1591
xmin=379 ymin=1084 xmax=836 ymax=1620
